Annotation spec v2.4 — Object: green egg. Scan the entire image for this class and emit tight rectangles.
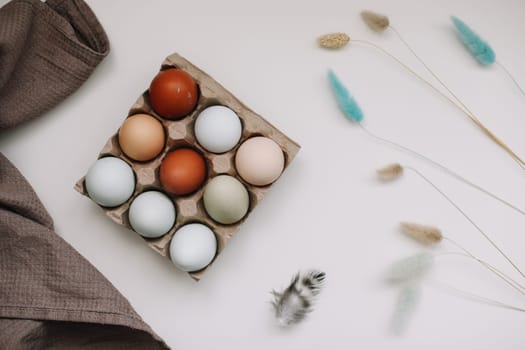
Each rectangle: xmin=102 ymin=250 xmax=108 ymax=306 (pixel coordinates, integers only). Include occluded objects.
xmin=203 ymin=175 xmax=249 ymax=224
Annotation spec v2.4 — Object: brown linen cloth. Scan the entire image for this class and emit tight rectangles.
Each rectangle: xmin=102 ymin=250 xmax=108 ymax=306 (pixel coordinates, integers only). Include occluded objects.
xmin=0 ymin=0 xmax=169 ymax=348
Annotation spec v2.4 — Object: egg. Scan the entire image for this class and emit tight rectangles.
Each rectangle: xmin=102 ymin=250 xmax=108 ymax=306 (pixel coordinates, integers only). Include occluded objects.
xmin=203 ymin=175 xmax=249 ymax=224
xmin=194 ymin=105 xmax=242 ymax=153
xmin=159 ymin=148 xmax=207 ymax=195
xmin=235 ymin=137 xmax=284 ymax=186
xmin=118 ymin=114 xmax=165 ymax=161
xmin=169 ymin=223 xmax=217 ymax=272
xmin=128 ymin=191 xmax=176 ymax=238
xmin=149 ymin=69 xmax=198 ymax=119
xmin=85 ymin=157 xmax=135 ymax=207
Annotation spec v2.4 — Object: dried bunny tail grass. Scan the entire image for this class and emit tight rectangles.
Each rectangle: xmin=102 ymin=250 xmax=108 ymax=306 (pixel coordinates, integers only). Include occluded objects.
xmin=387 ymin=253 xmax=434 ymax=283
xmin=318 ymin=33 xmax=350 ymax=49
xmin=390 ymin=283 xmax=421 ymax=335
xmin=451 ymin=16 xmax=495 ymax=66
xmin=361 ymin=10 xmax=390 ymax=32
xmin=327 ymin=69 xmax=364 ymax=122
xmin=448 ymin=16 xmax=524 ymax=97
xmin=400 ymin=222 xmax=443 ymax=245
xmin=377 ymin=163 xmax=403 ymax=181
xmin=398 ymin=222 xmax=525 ymax=295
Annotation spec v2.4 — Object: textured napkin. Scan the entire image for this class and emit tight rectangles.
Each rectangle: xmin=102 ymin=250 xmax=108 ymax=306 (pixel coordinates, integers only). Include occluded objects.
xmin=0 ymin=0 xmax=168 ymax=348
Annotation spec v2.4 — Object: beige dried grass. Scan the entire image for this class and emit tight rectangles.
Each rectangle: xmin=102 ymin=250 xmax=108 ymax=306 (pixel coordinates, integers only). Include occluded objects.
xmin=400 ymin=222 xmax=443 ymax=245
xmin=361 ymin=10 xmax=390 ymax=32
xmin=377 ymin=163 xmax=403 ymax=181
xmin=317 ymin=33 xmax=350 ymax=49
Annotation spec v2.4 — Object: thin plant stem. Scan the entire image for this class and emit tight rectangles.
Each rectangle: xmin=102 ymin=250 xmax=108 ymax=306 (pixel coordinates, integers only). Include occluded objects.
xmin=440 ymin=239 xmax=525 ymax=296
xmin=358 ymin=123 xmax=525 ymax=217
xmin=351 ymin=38 xmax=525 ymax=169
xmin=404 ymin=165 xmax=524 ymax=280
xmin=389 ymin=25 xmax=480 ymax=123
xmin=427 ymin=280 xmax=525 ymax=313
xmin=496 ymin=61 xmax=525 ymax=97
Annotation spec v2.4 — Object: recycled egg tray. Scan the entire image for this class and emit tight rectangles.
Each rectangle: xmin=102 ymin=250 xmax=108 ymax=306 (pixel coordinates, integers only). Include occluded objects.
xmin=75 ymin=53 xmax=300 ymax=281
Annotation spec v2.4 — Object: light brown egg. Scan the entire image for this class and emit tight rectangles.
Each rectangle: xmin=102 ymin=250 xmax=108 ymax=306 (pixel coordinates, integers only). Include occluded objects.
xmin=118 ymin=114 xmax=165 ymax=161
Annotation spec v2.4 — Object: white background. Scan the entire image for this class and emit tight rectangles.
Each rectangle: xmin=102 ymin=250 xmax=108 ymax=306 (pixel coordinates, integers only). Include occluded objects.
xmin=1 ymin=0 xmax=525 ymax=348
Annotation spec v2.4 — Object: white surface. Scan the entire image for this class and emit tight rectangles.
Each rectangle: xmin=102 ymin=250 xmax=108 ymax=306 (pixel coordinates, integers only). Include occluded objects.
xmin=1 ymin=0 xmax=525 ymax=348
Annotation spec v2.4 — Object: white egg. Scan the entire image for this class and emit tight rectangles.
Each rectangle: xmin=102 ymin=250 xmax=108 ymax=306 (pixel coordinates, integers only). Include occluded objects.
xmin=194 ymin=105 xmax=242 ymax=153
xmin=169 ymin=223 xmax=217 ymax=272
xmin=129 ymin=191 xmax=176 ymax=238
xmin=85 ymin=157 xmax=135 ymax=207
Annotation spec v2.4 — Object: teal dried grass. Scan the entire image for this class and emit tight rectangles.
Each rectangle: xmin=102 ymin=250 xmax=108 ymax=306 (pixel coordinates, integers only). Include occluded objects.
xmin=388 ymin=253 xmax=434 ymax=283
xmin=354 ymin=10 xmax=525 ymax=168
xmin=390 ymin=283 xmax=421 ymax=335
xmin=326 ymin=74 xmax=525 ymax=218
xmin=326 ymin=67 xmax=524 ymax=217
xmin=451 ymin=16 xmax=495 ymax=66
xmin=327 ymin=69 xmax=363 ymax=122
xmin=451 ymin=16 xmax=525 ymax=97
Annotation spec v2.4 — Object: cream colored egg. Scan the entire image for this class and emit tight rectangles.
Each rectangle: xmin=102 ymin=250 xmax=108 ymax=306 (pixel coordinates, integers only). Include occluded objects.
xmin=235 ymin=137 xmax=284 ymax=186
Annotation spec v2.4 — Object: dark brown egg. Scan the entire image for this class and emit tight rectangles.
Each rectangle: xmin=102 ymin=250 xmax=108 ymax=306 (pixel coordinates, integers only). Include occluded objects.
xmin=160 ymin=148 xmax=207 ymax=195
xmin=149 ymin=69 xmax=198 ymax=120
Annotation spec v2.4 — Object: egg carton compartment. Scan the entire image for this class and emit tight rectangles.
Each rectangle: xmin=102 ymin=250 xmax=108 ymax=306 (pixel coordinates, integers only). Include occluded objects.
xmin=75 ymin=53 xmax=300 ymax=281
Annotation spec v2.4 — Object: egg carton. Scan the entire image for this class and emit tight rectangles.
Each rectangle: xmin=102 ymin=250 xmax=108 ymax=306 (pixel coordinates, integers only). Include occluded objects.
xmin=75 ymin=53 xmax=300 ymax=281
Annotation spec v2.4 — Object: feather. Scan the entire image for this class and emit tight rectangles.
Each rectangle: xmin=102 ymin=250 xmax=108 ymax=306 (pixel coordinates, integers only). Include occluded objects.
xmin=327 ymin=69 xmax=364 ymax=122
xmin=451 ymin=16 xmax=495 ymax=66
xmin=271 ymin=270 xmax=326 ymax=326
xmin=318 ymin=33 xmax=350 ymax=49
xmin=387 ymin=253 xmax=434 ymax=283
xmin=377 ymin=163 xmax=403 ymax=181
xmin=390 ymin=283 xmax=421 ymax=335
xmin=361 ymin=10 xmax=390 ymax=32
xmin=400 ymin=222 xmax=443 ymax=245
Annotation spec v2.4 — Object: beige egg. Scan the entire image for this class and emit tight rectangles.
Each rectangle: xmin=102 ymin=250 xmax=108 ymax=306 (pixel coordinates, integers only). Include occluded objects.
xmin=118 ymin=114 xmax=165 ymax=161
xmin=235 ymin=137 xmax=284 ymax=186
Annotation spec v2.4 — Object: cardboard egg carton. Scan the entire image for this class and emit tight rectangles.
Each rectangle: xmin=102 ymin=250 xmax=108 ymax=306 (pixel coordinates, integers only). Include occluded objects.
xmin=75 ymin=53 xmax=300 ymax=281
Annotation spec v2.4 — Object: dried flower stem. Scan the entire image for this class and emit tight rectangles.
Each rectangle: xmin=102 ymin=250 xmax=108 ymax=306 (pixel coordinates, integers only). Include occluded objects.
xmin=438 ymin=241 xmax=525 ymax=296
xmin=496 ymin=61 xmax=525 ymax=97
xmin=428 ymin=280 xmax=525 ymax=313
xmin=351 ymin=38 xmax=525 ymax=169
xmin=359 ymin=123 xmax=525 ymax=217
xmin=390 ymin=26 xmax=525 ymax=139
xmin=388 ymin=26 xmax=480 ymax=123
xmin=404 ymin=165 xmax=524 ymax=280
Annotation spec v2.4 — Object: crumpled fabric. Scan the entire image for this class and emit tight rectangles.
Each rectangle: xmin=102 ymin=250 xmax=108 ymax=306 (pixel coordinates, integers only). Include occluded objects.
xmin=0 ymin=0 xmax=169 ymax=348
